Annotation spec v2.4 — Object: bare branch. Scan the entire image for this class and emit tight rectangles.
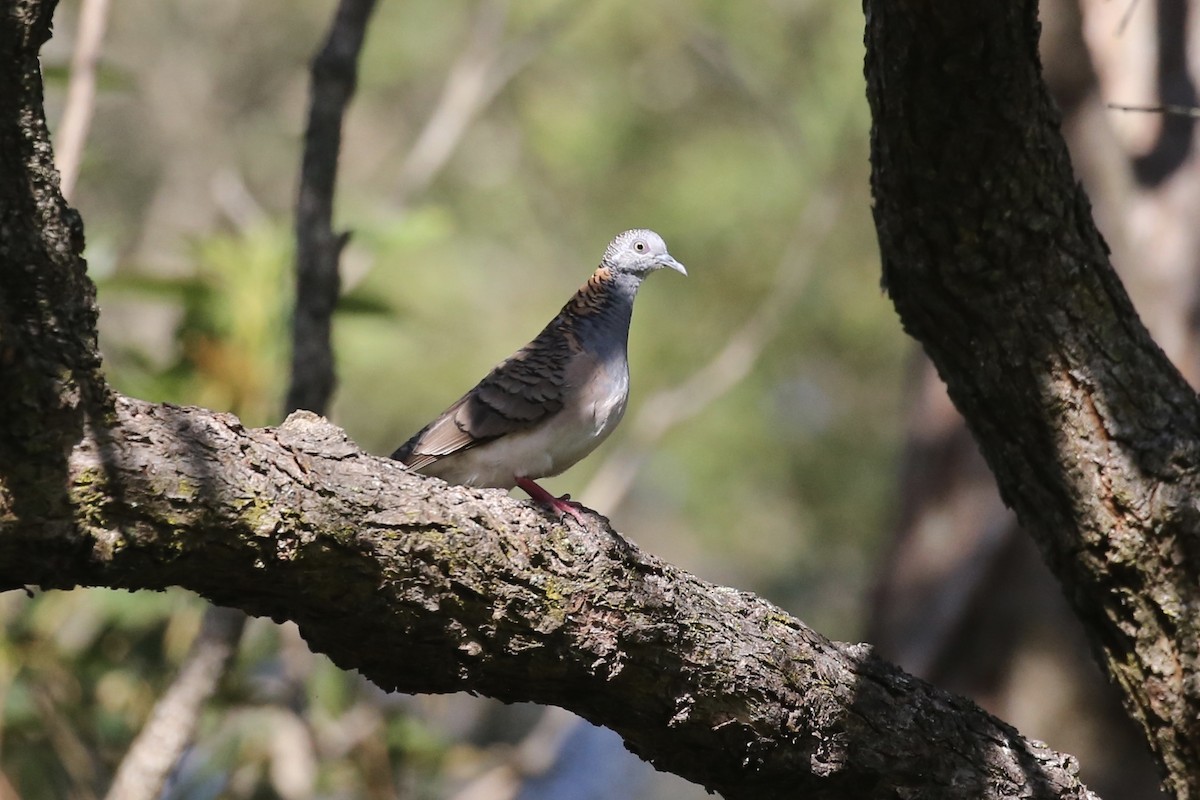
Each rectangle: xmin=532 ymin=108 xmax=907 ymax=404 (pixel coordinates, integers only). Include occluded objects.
xmin=0 ymin=771 xmax=22 ymax=800
xmin=1116 ymin=0 xmax=1142 ymax=36
xmin=33 ymin=685 xmax=100 ymax=800
xmin=448 ymin=706 xmax=582 ymax=800
xmin=287 ymin=0 xmax=379 ymax=415
xmin=54 ymin=0 xmax=111 ymax=201
xmin=103 ymin=608 xmax=246 ymax=800
xmin=395 ymin=0 xmax=585 ymax=208
xmin=1107 ymin=101 xmax=1200 ymax=118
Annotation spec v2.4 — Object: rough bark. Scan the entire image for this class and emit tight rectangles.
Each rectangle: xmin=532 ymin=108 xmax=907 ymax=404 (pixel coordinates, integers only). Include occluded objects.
xmin=869 ymin=3 xmax=1186 ymax=797
xmin=1 ymin=395 xmax=1095 ymax=800
xmin=0 ymin=0 xmax=108 ymax=515
xmin=286 ymin=0 xmax=377 ymax=415
xmin=865 ymin=1 xmax=1200 ymax=795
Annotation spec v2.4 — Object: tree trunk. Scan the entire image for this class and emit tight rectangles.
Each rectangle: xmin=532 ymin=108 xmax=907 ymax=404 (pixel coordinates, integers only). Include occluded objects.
xmin=866 ymin=1 xmax=1200 ymax=795
xmin=869 ymin=1 xmax=1198 ymax=796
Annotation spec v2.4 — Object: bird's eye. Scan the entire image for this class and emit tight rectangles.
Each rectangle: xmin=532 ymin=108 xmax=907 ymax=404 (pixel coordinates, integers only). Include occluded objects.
xmin=634 ymin=241 xmax=647 ymax=252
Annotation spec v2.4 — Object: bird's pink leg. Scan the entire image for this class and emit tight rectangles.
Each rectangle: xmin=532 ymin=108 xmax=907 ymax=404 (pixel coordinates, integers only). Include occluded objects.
xmin=516 ymin=477 xmax=589 ymax=523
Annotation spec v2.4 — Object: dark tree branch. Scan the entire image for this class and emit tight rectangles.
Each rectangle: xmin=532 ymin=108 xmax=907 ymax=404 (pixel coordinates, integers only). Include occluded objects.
xmin=0 ymin=395 xmax=1095 ymax=800
xmin=865 ymin=1 xmax=1200 ymax=795
xmin=286 ymin=0 xmax=378 ymax=415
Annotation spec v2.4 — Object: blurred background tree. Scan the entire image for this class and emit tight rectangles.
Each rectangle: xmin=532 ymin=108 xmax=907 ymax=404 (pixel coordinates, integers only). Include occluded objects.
xmin=2 ymin=0 xmax=1190 ymax=798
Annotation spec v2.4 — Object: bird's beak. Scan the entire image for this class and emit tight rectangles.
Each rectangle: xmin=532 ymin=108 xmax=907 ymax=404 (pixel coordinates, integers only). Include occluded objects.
xmin=658 ymin=255 xmax=687 ymax=276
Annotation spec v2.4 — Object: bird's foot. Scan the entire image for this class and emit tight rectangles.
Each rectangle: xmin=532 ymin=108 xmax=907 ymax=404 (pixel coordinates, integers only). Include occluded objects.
xmin=516 ymin=477 xmax=589 ymax=523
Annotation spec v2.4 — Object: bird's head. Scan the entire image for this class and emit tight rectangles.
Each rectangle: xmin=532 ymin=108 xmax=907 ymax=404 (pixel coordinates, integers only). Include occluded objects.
xmin=602 ymin=229 xmax=687 ymax=278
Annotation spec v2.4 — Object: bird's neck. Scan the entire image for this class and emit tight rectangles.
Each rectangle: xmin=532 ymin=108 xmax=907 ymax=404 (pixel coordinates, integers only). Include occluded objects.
xmin=564 ymin=267 xmax=642 ymax=356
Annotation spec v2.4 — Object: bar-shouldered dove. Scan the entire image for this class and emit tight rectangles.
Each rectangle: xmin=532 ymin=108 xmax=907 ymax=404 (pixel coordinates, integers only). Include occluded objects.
xmin=392 ymin=229 xmax=686 ymax=522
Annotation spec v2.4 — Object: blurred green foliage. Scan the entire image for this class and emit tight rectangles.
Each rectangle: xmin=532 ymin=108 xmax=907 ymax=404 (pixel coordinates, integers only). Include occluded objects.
xmin=7 ymin=0 xmax=907 ymax=797
xmin=100 ymin=222 xmax=292 ymax=424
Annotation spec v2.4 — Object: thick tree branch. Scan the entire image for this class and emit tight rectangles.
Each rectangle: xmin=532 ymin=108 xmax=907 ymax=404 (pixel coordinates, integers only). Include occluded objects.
xmin=0 ymin=395 xmax=1093 ymax=800
xmin=865 ymin=1 xmax=1200 ymax=794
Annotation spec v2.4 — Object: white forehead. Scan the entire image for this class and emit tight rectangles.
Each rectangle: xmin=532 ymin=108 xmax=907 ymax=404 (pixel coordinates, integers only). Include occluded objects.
xmin=604 ymin=229 xmax=667 ymax=261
